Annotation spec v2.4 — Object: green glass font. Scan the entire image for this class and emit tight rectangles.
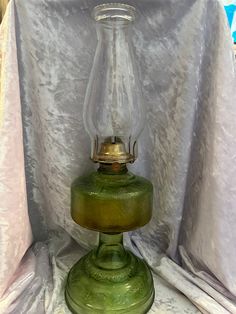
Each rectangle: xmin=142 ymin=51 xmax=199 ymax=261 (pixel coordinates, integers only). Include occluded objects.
xmin=71 ymin=165 xmax=153 ymax=232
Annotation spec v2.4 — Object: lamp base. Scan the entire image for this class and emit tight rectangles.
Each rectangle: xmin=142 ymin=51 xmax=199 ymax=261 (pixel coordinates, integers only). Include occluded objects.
xmin=65 ymin=233 xmax=154 ymax=314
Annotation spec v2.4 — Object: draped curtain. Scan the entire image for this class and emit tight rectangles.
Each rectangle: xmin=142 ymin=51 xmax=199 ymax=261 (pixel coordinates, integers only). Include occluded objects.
xmin=1 ymin=1 xmax=236 ymax=313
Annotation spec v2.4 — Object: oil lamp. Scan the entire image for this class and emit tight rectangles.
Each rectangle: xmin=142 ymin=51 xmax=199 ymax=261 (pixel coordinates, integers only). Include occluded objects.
xmin=65 ymin=3 xmax=154 ymax=313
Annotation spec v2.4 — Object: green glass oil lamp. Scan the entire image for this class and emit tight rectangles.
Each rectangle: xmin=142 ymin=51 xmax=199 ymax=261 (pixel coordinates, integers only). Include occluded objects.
xmin=65 ymin=3 xmax=155 ymax=313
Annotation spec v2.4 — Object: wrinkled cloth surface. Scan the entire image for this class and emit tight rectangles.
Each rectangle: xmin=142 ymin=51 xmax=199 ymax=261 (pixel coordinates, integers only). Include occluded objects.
xmin=0 ymin=0 xmax=236 ymax=313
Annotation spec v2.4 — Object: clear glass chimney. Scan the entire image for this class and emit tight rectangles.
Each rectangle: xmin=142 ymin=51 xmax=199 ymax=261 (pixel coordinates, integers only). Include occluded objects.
xmin=83 ymin=3 xmax=145 ymax=163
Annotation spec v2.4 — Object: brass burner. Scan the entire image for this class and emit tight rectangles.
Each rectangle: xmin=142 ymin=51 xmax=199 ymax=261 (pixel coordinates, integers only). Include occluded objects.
xmin=92 ymin=139 xmax=134 ymax=164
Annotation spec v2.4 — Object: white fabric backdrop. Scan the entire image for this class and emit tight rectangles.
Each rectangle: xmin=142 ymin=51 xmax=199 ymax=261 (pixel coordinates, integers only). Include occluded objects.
xmin=0 ymin=0 xmax=236 ymax=313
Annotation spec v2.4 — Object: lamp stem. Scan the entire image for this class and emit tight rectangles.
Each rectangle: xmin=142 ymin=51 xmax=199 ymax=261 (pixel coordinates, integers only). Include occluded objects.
xmin=95 ymin=233 xmax=128 ymax=270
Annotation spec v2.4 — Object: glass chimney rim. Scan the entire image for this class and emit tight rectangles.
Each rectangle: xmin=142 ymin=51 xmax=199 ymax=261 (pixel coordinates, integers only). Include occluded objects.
xmin=92 ymin=3 xmax=136 ymax=22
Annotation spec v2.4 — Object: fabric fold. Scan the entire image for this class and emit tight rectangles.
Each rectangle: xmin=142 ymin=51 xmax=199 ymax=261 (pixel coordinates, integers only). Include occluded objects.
xmin=0 ymin=0 xmax=32 ymax=298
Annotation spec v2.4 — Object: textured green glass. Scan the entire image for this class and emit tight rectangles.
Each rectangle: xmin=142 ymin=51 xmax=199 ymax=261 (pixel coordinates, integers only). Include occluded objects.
xmin=71 ymin=165 xmax=153 ymax=233
xmin=65 ymin=233 xmax=154 ymax=314
xmin=65 ymin=165 xmax=155 ymax=313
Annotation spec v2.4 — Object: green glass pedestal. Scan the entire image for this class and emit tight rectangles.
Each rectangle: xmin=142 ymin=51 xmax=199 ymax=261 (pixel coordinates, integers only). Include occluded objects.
xmin=65 ymin=233 xmax=154 ymax=314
